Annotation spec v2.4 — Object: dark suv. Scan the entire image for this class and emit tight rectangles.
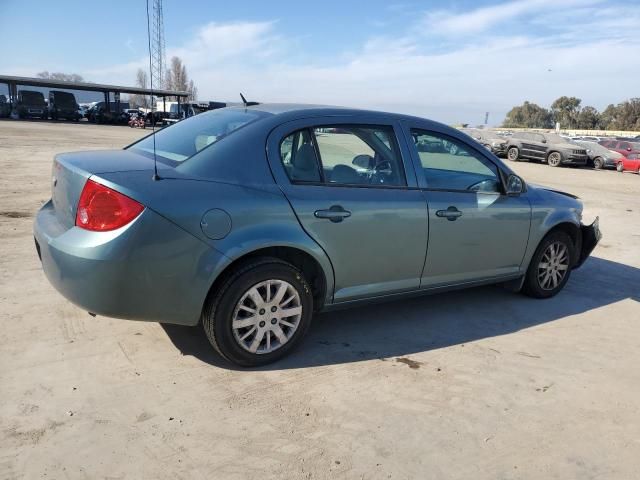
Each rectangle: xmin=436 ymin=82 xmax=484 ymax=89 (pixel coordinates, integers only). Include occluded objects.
xmin=461 ymin=128 xmax=508 ymax=156
xmin=16 ymin=90 xmax=48 ymax=119
xmin=506 ymin=132 xmax=588 ymax=167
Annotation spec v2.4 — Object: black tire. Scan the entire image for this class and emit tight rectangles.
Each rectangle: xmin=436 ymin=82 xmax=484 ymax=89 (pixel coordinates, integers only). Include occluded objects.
xmin=547 ymin=151 xmax=562 ymax=167
xmin=593 ymin=157 xmax=604 ymax=170
xmin=202 ymin=257 xmax=314 ymax=367
xmin=507 ymin=146 xmax=519 ymax=161
xmin=522 ymin=230 xmax=574 ymax=299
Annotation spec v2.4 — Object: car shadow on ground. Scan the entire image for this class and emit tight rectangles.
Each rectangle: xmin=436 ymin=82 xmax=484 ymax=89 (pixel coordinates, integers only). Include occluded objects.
xmin=161 ymin=256 xmax=639 ymax=371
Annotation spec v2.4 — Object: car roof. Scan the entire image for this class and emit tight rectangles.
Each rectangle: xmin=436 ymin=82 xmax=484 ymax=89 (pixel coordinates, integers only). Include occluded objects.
xmin=229 ymin=103 xmax=432 ymax=124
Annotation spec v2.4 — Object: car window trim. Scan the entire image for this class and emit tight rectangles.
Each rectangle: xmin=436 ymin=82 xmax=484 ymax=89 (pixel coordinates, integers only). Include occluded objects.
xmin=408 ymin=127 xmax=507 ymax=194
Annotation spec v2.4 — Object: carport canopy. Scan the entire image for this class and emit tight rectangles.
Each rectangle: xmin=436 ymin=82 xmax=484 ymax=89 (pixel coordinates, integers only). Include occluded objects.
xmin=0 ymin=75 xmax=189 ymax=113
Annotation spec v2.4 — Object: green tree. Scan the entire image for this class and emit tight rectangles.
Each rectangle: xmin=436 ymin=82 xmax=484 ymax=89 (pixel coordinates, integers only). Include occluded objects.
xmin=502 ymin=101 xmax=553 ymax=128
xmin=615 ymin=98 xmax=640 ymax=130
xmin=576 ymin=106 xmax=600 ymax=129
xmin=599 ymin=104 xmax=618 ymax=130
xmin=550 ymin=96 xmax=582 ymax=128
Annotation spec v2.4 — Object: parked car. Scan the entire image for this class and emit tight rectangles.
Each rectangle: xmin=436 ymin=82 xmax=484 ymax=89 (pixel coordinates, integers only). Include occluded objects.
xmin=615 ymin=153 xmax=640 ymax=174
xmin=461 ymin=128 xmax=508 ymax=156
xmin=86 ymin=102 xmax=131 ymax=123
xmin=34 ymin=105 xmax=600 ymax=366
xmin=572 ymin=140 xmax=622 ymax=169
xmin=48 ymin=90 xmax=81 ymax=121
xmin=16 ymin=90 xmax=48 ymax=119
xmin=598 ymin=139 xmax=640 ymax=157
xmin=506 ymin=132 xmax=588 ymax=167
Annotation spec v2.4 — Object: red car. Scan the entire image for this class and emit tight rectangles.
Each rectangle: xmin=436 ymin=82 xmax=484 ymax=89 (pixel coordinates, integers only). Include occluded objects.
xmin=598 ymin=139 xmax=640 ymax=157
xmin=616 ymin=153 xmax=640 ymax=173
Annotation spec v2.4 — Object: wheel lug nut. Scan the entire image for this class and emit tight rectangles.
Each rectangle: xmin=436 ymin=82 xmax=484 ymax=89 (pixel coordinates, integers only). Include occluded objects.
xmin=271 ymin=306 xmax=277 ymax=312
xmin=271 ymin=318 xmax=277 ymax=325
xmin=259 ymin=309 xmax=265 ymax=315
xmin=259 ymin=321 xmax=266 ymax=327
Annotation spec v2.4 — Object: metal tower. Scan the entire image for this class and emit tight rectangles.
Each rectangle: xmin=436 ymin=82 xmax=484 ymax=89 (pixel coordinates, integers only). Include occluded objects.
xmin=150 ymin=0 xmax=166 ymax=90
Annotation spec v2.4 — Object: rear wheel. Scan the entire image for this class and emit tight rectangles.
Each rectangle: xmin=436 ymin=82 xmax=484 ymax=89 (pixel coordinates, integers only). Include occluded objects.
xmin=507 ymin=147 xmax=519 ymax=161
xmin=202 ymin=258 xmax=313 ymax=367
xmin=617 ymin=162 xmax=624 ymax=172
xmin=522 ymin=231 xmax=574 ymax=298
xmin=593 ymin=157 xmax=604 ymax=170
xmin=547 ymin=152 xmax=562 ymax=167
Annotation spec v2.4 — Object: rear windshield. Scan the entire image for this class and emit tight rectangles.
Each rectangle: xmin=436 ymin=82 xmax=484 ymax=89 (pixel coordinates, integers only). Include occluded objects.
xmin=21 ymin=91 xmax=45 ymax=105
xmin=128 ymin=108 xmax=265 ymax=164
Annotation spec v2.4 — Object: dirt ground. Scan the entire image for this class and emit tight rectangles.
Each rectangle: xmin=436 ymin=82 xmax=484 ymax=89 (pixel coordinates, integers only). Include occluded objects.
xmin=1 ymin=120 xmax=639 ymax=480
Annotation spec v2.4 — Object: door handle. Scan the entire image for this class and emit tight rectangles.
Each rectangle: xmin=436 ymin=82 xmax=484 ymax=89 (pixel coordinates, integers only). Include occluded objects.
xmin=436 ymin=206 xmax=463 ymax=221
xmin=314 ymin=205 xmax=352 ymax=223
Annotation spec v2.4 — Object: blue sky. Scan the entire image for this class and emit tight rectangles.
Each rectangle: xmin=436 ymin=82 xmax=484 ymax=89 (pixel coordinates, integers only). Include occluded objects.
xmin=2 ymin=0 xmax=640 ymax=124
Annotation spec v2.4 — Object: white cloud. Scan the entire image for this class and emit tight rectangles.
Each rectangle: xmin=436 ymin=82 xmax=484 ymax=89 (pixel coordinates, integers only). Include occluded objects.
xmin=76 ymin=2 xmax=640 ymax=125
xmin=422 ymin=0 xmax=603 ymax=35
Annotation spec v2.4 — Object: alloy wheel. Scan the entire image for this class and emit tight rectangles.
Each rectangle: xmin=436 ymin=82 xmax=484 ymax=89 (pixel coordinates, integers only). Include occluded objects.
xmin=508 ymin=148 xmax=519 ymax=161
xmin=593 ymin=157 xmax=603 ymax=170
xmin=548 ymin=152 xmax=561 ymax=167
xmin=231 ymin=279 xmax=303 ymax=354
xmin=537 ymin=241 xmax=570 ymax=290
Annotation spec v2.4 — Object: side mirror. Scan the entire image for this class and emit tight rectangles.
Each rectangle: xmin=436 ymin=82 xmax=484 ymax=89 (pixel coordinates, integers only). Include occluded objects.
xmin=506 ymin=174 xmax=524 ymax=195
xmin=352 ymin=154 xmax=374 ymax=169
xmin=627 ymin=147 xmax=632 ymax=151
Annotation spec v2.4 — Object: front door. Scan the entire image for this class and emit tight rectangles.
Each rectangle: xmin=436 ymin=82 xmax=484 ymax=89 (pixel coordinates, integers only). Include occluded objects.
xmin=268 ymin=121 xmax=428 ymax=302
xmin=407 ymin=127 xmax=531 ymax=287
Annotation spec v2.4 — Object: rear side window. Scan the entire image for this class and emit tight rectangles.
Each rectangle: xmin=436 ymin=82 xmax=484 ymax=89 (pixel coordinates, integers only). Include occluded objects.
xmin=280 ymin=129 xmax=322 ymax=182
xmin=279 ymin=125 xmax=407 ymax=187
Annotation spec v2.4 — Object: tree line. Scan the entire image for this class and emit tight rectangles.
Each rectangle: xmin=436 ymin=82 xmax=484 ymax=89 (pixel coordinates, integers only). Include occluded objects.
xmin=503 ymin=96 xmax=640 ymax=131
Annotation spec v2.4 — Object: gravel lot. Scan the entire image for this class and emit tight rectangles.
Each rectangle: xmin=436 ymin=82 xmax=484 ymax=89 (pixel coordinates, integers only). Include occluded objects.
xmin=1 ymin=120 xmax=639 ymax=480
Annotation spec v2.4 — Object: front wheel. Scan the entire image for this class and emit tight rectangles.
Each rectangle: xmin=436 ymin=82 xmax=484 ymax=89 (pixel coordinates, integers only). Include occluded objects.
xmin=507 ymin=147 xmax=519 ymax=161
xmin=547 ymin=152 xmax=562 ymax=167
xmin=202 ymin=258 xmax=314 ymax=367
xmin=522 ymin=231 xmax=574 ymax=298
xmin=617 ymin=162 xmax=624 ymax=172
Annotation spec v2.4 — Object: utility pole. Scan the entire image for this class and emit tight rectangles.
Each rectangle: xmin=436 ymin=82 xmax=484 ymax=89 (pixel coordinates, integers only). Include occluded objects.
xmin=150 ymin=0 xmax=166 ymax=112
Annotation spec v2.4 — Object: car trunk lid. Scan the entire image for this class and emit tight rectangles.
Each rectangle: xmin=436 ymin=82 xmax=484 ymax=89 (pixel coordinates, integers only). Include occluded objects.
xmin=51 ymin=150 xmax=168 ymax=229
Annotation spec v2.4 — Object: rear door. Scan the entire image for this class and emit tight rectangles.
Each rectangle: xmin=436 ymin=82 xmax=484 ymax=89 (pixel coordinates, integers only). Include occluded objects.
xmin=267 ymin=118 xmax=428 ymax=303
xmin=404 ymin=125 xmax=531 ymax=287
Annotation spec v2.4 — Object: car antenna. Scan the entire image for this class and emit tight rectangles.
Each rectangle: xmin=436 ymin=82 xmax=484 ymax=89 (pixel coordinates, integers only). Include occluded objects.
xmin=240 ymin=93 xmax=260 ymax=108
xmin=146 ymin=0 xmax=161 ymax=181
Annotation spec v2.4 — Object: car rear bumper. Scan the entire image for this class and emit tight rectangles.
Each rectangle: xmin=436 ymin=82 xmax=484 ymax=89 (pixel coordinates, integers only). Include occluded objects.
xmin=575 ymin=217 xmax=601 ymax=268
xmin=34 ymin=200 xmax=226 ymax=326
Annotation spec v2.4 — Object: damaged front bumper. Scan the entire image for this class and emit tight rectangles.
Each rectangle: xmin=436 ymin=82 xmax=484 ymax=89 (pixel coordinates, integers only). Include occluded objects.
xmin=575 ymin=217 xmax=601 ymax=268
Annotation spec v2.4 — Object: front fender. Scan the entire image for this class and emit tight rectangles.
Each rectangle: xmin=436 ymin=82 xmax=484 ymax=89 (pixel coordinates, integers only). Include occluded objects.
xmin=521 ymin=198 xmax=582 ymax=271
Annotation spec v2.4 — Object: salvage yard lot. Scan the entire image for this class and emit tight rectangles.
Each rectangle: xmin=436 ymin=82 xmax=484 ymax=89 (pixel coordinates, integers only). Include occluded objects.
xmin=1 ymin=120 xmax=639 ymax=479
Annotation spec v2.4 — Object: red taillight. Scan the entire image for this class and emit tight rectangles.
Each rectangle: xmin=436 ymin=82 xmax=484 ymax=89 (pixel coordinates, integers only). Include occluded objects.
xmin=75 ymin=179 xmax=144 ymax=231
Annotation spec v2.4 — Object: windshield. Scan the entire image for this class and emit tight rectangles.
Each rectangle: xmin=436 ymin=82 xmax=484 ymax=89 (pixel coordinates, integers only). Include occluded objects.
xmin=128 ymin=108 xmax=265 ymax=163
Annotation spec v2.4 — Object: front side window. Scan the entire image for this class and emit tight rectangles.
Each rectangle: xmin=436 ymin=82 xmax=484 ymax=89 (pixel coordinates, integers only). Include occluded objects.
xmin=411 ymin=129 xmax=501 ymax=193
xmin=279 ymin=125 xmax=407 ymax=187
